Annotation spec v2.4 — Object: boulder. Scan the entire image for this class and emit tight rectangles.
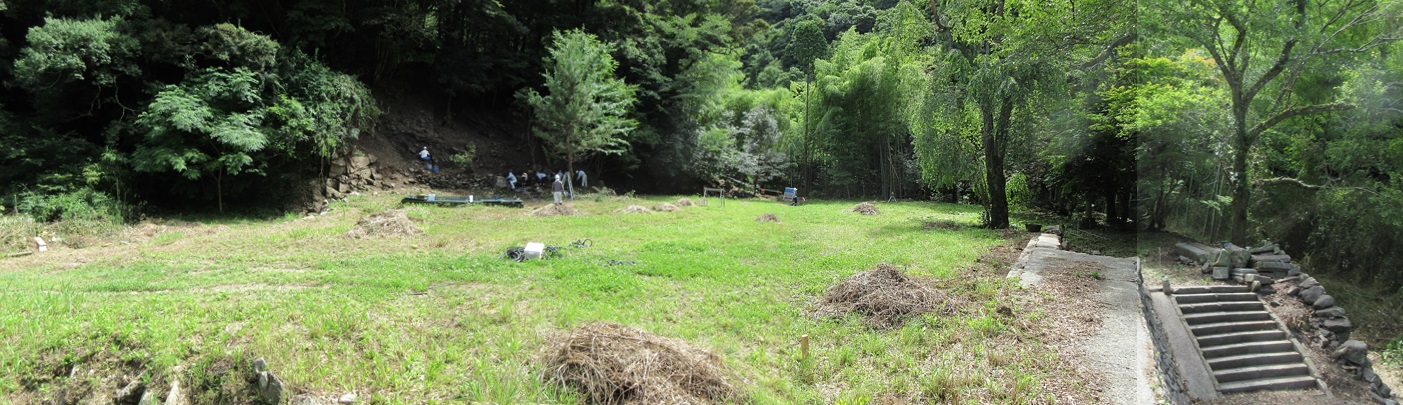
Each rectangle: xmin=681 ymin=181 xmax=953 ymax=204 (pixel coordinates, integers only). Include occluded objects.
xmin=1331 ymin=340 xmax=1369 ymax=365
xmin=1300 ymin=285 xmax=1326 ymax=303
xmin=1315 ymin=306 xmax=1348 ymax=319
xmin=350 ymin=155 xmax=371 ymax=170
xmin=1224 ymin=243 xmax=1250 ymax=267
xmin=1314 ymin=295 xmax=1336 ymax=309
xmin=1301 ymin=277 xmax=1320 ymax=290
xmin=1322 ymin=317 xmax=1352 ymax=334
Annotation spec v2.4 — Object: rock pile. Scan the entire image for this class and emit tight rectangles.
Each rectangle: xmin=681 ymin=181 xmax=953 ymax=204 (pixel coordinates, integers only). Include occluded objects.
xmin=325 ymin=152 xmax=384 ymax=200
xmin=1174 ymin=241 xmax=1300 ymax=293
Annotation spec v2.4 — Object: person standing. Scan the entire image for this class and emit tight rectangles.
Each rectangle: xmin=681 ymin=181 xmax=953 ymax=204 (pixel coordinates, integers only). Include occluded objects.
xmin=576 ymin=169 xmax=588 ymax=188
xmin=552 ymin=174 xmax=565 ymax=204
xmin=507 ymin=171 xmax=518 ymax=190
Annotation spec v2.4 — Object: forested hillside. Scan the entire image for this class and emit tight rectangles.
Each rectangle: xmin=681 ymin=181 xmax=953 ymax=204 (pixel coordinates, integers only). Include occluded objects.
xmin=2 ymin=0 xmax=1402 ymax=289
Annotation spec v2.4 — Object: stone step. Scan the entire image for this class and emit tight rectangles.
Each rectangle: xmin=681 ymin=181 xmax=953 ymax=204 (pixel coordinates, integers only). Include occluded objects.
xmin=1201 ymin=340 xmax=1296 ymax=359
xmin=1197 ymin=330 xmax=1287 ymax=347
xmin=1208 ymin=351 xmax=1305 ymax=371
xmin=1178 ymin=301 xmax=1266 ymax=314
xmin=1173 ymin=285 xmax=1250 ymax=295
xmin=1174 ymin=292 xmax=1262 ymax=304
xmin=1191 ymin=320 xmax=1280 ymax=336
xmin=1217 ymin=375 xmax=1318 ymax=394
xmin=1213 ymin=363 xmax=1311 ymax=383
xmin=1182 ymin=311 xmax=1274 ymax=325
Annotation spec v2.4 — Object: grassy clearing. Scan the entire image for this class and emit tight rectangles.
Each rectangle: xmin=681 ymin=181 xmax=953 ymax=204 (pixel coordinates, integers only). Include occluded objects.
xmin=0 ymin=194 xmax=1084 ymax=403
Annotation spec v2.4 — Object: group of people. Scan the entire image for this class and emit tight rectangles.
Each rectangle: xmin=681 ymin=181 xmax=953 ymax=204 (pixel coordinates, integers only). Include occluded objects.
xmin=504 ymin=169 xmax=588 ymax=204
xmin=418 ymin=146 xmax=592 ymax=205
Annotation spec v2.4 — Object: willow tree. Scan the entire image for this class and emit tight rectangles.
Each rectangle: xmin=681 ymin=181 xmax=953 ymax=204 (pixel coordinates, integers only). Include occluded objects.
xmin=920 ymin=0 xmax=1133 ymax=228
xmin=519 ymin=29 xmax=637 ymax=197
xmin=1149 ymin=0 xmax=1403 ymax=245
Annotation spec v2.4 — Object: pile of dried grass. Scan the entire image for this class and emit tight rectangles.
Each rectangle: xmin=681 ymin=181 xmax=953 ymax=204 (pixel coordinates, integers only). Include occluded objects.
xmin=532 ymin=204 xmax=585 ymax=217
xmin=346 ymin=209 xmax=423 ymax=238
xmin=652 ymin=203 xmax=680 ymax=212
xmin=674 ymin=198 xmax=695 ymax=207
xmin=544 ymin=322 xmax=741 ymax=405
xmin=755 ymin=213 xmax=779 ymax=223
xmin=848 ymin=202 xmax=881 ymax=215
xmin=615 ymin=205 xmax=652 ymax=214
xmin=816 ymin=264 xmax=948 ymax=328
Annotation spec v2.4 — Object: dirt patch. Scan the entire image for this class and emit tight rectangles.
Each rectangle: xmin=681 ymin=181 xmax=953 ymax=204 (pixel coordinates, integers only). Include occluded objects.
xmin=531 ymin=204 xmax=585 ymax=217
xmin=923 ymin=220 xmax=962 ymax=230
xmin=815 ymin=264 xmax=950 ymax=328
xmin=346 ymin=209 xmax=423 ymax=238
xmin=615 ymin=205 xmax=652 ymax=214
xmin=652 ymin=203 xmax=680 ymax=212
xmin=543 ymin=322 xmax=741 ymax=405
xmin=848 ymin=202 xmax=881 ymax=215
xmin=755 ymin=213 xmax=779 ymax=223
xmin=674 ymin=198 xmax=695 ymax=207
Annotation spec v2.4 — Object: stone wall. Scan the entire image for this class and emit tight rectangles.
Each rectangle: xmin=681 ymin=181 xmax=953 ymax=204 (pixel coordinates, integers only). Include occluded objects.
xmin=1281 ymin=270 xmax=1398 ymax=404
xmin=1137 ymin=261 xmax=1192 ymax=405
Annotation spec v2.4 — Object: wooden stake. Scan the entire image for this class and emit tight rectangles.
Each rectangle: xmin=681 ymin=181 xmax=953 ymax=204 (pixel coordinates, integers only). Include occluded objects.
xmin=800 ymin=334 xmax=809 ymax=359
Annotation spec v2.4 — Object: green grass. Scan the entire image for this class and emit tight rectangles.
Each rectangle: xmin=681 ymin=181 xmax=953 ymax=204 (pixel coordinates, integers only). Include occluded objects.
xmin=0 ymin=195 xmax=1079 ymax=403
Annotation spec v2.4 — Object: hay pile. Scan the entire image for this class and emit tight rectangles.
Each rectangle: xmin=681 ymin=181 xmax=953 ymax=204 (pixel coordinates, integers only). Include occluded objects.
xmin=616 ymin=205 xmax=652 ymax=214
xmin=816 ymin=264 xmax=948 ymax=328
xmin=532 ymin=204 xmax=585 ymax=217
xmin=545 ymin=322 xmax=740 ymax=405
xmin=346 ymin=210 xmax=423 ymax=238
xmin=755 ymin=213 xmax=779 ymax=223
xmin=674 ymin=198 xmax=695 ymax=207
xmin=924 ymin=220 xmax=962 ymax=230
xmin=848 ymin=202 xmax=881 ymax=215
xmin=652 ymin=203 xmax=680 ymax=212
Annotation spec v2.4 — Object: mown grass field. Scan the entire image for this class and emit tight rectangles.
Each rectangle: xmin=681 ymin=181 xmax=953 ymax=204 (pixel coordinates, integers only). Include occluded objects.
xmin=0 ymin=195 xmax=1087 ymax=404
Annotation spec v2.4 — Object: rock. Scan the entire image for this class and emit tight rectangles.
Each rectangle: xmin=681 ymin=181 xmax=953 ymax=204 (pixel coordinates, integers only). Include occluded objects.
xmin=1314 ymin=295 xmax=1336 ymax=309
xmin=260 ymin=371 xmax=284 ymax=403
xmin=116 ymin=377 xmax=145 ymax=403
xmin=339 ymin=393 xmax=358 ymax=404
xmin=1379 ymin=384 xmax=1392 ymax=399
xmin=1332 ymin=340 xmax=1370 ymax=365
xmin=253 ymin=357 xmax=268 ymax=373
xmin=165 ymin=378 xmax=189 ymax=405
xmin=350 ymin=156 xmax=371 ymax=169
xmin=1288 ymin=266 xmax=1302 ymax=276
xmin=1323 ymin=317 xmax=1353 ymax=334
xmin=1316 ymin=306 xmax=1348 ymax=319
xmin=1364 ymin=367 xmax=1382 ymax=386
xmin=138 ymin=390 xmax=160 ymax=405
xmin=1300 ymin=285 xmax=1326 ymax=304
xmin=1287 ymin=286 xmax=1301 ymax=296
xmin=1257 ymin=285 xmax=1276 ymax=295
xmin=1301 ymin=277 xmax=1320 ymax=290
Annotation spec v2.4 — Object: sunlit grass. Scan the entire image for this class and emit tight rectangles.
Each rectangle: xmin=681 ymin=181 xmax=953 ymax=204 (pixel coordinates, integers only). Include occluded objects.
xmin=0 ymin=194 xmax=1081 ymax=403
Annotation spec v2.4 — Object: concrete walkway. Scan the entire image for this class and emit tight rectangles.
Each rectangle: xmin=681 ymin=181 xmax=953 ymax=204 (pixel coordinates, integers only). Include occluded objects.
xmin=1008 ymin=233 xmax=1156 ymax=405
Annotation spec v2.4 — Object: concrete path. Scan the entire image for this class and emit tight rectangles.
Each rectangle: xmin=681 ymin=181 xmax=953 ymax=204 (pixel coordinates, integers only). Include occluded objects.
xmin=1008 ymin=233 xmax=1156 ymax=405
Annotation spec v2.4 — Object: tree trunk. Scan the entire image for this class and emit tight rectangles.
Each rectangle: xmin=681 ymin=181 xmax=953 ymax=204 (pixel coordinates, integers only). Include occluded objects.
xmin=1229 ymin=124 xmax=1250 ymax=245
xmin=216 ymin=169 xmax=224 ymax=214
xmin=981 ymin=98 xmax=1012 ymax=229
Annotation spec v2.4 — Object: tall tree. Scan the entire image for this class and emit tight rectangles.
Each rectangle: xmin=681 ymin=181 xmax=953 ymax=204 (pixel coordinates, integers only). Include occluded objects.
xmin=922 ymin=0 xmax=1131 ymax=228
xmin=518 ymin=29 xmax=638 ymax=197
xmin=1150 ymin=0 xmax=1402 ymax=245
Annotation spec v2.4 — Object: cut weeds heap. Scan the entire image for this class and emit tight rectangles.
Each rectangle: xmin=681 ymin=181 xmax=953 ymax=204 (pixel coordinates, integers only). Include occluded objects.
xmin=755 ymin=213 xmax=779 ymax=223
xmin=544 ymin=322 xmax=740 ymax=405
xmin=816 ymin=263 xmax=953 ymax=328
xmin=615 ymin=205 xmax=651 ymax=214
xmin=848 ymin=202 xmax=881 ymax=215
xmin=532 ymin=203 xmax=586 ymax=217
xmin=345 ymin=209 xmax=422 ymax=238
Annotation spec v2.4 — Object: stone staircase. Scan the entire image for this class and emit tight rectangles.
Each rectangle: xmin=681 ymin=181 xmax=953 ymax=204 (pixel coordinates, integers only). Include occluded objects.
xmin=1172 ymin=285 xmax=1320 ymax=394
